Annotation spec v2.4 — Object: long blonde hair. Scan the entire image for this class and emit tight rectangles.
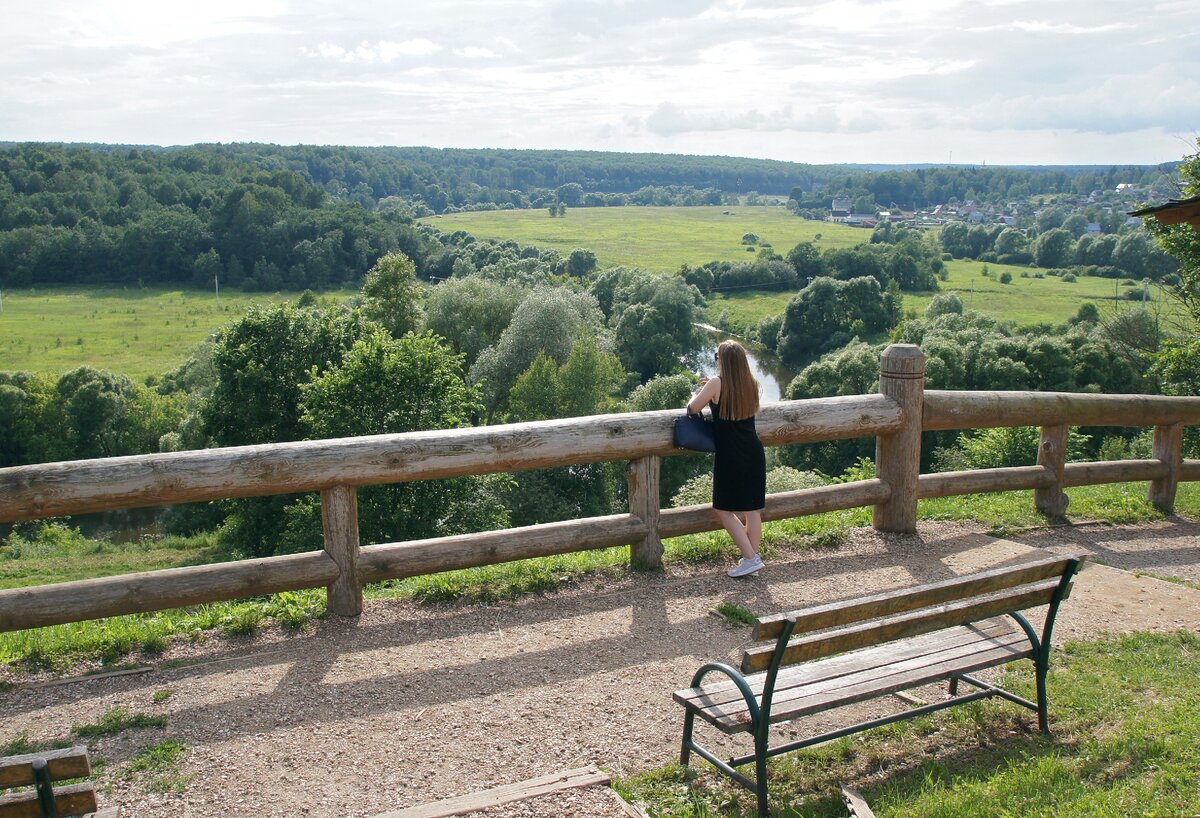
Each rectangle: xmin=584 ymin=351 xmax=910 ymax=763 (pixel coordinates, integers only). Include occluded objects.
xmin=716 ymin=340 xmax=760 ymax=420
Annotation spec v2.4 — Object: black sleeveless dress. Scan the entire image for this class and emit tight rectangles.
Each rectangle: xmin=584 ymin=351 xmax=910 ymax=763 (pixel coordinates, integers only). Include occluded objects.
xmin=710 ymin=400 xmax=767 ymax=512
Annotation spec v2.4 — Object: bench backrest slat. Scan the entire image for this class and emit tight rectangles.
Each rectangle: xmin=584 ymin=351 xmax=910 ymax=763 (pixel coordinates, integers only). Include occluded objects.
xmin=0 ymin=782 xmax=99 ymax=818
xmin=0 ymin=746 xmax=91 ymax=788
xmin=742 ymin=577 xmax=1069 ymax=674
xmin=753 ymin=555 xmax=1075 ymax=642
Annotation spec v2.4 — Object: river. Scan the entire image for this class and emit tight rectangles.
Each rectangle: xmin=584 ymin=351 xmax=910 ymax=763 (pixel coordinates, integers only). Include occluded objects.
xmin=695 ymin=324 xmax=795 ymax=403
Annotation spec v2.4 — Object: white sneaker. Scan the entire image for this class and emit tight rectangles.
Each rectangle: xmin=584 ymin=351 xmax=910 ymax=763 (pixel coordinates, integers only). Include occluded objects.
xmin=727 ymin=554 xmax=764 ymax=578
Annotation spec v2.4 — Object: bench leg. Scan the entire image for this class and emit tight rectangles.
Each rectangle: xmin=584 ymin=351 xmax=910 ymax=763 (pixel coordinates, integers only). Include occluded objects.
xmin=948 ymin=676 xmax=960 ymax=697
xmin=1036 ymin=667 xmax=1050 ymax=734
xmin=680 ymin=711 xmax=695 ymax=766
xmin=754 ymin=748 xmax=769 ymax=818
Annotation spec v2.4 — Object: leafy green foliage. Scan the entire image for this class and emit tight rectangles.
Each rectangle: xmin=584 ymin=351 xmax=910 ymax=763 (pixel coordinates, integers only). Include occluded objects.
xmin=360 ymin=251 xmax=424 ymax=337
xmin=73 ymin=706 xmax=167 ymax=737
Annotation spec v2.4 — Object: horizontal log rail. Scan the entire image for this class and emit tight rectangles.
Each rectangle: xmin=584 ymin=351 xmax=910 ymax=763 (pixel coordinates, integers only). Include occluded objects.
xmin=923 ymin=390 xmax=1200 ymax=431
xmin=0 ymin=394 xmax=902 ymax=523
xmin=3 ymin=344 xmax=1200 ymax=635
xmin=0 ymin=552 xmax=338 ymax=632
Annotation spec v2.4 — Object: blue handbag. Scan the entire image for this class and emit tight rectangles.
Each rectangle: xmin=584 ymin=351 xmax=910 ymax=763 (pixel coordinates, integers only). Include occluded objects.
xmin=674 ymin=413 xmax=716 ymax=452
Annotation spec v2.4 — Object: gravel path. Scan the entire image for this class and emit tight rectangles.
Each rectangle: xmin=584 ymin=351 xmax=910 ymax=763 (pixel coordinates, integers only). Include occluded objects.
xmin=3 ymin=517 xmax=1199 ymax=817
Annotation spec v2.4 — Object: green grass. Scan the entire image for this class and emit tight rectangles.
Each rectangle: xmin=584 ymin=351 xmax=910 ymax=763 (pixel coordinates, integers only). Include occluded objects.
xmin=125 ymin=739 xmax=190 ymax=793
xmin=0 ymin=524 xmax=221 ymax=590
xmin=424 ymin=206 xmax=868 ymax=274
xmin=0 ymin=482 xmax=1196 ymax=673
xmin=72 ymin=706 xmax=167 ymax=737
xmin=0 ymin=285 xmax=354 ymax=380
xmin=617 ymin=630 xmax=1200 ymax=817
xmin=712 ymin=260 xmax=1187 ymax=335
xmin=714 ymin=603 xmax=757 ymax=627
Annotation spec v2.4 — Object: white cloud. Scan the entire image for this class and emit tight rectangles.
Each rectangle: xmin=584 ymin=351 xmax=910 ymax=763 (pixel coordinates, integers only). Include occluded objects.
xmin=0 ymin=0 xmax=1196 ymax=164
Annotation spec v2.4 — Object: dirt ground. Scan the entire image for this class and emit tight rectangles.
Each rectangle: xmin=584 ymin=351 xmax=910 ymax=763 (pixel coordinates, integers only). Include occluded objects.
xmin=3 ymin=517 xmax=1199 ymax=817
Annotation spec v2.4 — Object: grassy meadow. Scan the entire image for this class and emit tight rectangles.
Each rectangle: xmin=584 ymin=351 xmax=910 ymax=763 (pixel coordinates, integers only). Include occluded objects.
xmin=712 ymin=257 xmax=1183 ymax=333
xmin=0 ymin=286 xmax=354 ymax=381
xmin=425 ymin=205 xmax=869 ymax=273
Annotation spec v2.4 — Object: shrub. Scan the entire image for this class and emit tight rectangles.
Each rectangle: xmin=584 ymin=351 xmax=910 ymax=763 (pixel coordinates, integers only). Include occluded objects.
xmin=999 ymin=272 xmax=1013 ymax=284
xmin=1061 ymin=272 xmax=1077 ymax=282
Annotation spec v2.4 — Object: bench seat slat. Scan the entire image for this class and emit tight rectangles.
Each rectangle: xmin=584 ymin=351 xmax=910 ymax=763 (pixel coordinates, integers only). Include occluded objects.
xmin=0 ymin=746 xmax=92 ymax=788
xmin=680 ymin=621 xmax=1025 ymax=724
xmin=742 ymin=579 xmax=1062 ymax=673
xmin=678 ymin=620 xmax=1033 ymax=734
xmin=0 ymin=782 xmax=98 ymax=818
xmin=677 ymin=617 xmax=1017 ymax=708
xmin=754 ymin=555 xmax=1073 ymax=640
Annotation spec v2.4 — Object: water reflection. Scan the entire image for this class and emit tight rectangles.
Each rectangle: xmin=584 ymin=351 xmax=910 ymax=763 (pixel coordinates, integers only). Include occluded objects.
xmin=696 ymin=325 xmax=795 ymax=403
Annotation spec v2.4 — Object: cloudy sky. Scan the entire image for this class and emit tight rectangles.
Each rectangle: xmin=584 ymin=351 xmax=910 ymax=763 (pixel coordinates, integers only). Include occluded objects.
xmin=2 ymin=0 xmax=1197 ymax=166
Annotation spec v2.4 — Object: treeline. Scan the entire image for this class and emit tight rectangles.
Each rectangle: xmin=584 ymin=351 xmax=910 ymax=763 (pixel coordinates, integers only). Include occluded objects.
xmin=940 ymin=215 xmax=1177 ymax=279
xmin=1 ymin=142 xmax=1178 ymax=291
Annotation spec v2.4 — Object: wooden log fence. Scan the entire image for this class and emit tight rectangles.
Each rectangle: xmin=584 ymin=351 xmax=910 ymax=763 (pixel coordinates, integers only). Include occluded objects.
xmin=1 ymin=343 xmax=1199 ymax=633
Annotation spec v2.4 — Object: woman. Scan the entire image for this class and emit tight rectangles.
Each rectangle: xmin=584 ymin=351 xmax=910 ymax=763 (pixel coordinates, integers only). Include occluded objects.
xmin=687 ymin=340 xmax=768 ymax=577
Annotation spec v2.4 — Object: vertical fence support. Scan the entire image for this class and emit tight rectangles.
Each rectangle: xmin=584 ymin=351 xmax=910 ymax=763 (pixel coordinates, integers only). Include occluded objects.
xmin=321 ymin=484 xmax=363 ymax=617
xmin=1149 ymin=422 xmax=1183 ymax=513
xmin=1035 ymin=424 xmax=1069 ymax=520
xmin=874 ymin=344 xmax=925 ymax=534
xmin=628 ymin=455 xmax=663 ymax=570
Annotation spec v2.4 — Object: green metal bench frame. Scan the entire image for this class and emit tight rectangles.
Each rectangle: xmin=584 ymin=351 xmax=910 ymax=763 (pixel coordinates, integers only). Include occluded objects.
xmin=674 ymin=554 xmax=1083 ymax=817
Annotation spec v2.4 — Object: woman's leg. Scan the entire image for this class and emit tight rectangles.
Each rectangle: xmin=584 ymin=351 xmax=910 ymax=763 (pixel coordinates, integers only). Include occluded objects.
xmin=715 ymin=509 xmax=756 ymax=560
xmin=745 ymin=510 xmax=762 ymax=555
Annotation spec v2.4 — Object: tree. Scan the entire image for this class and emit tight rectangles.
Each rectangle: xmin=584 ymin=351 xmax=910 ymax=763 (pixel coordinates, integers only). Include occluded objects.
xmin=566 ymin=248 xmax=597 ymax=277
xmin=556 ymin=183 xmax=584 ymax=206
xmin=606 ymin=272 xmax=706 ymax=380
xmin=940 ymin=223 xmax=970 ymax=258
xmin=626 ymin=374 xmax=710 ymax=505
xmin=361 ymin=251 xmax=424 ymax=337
xmin=200 ymin=304 xmax=373 ymax=447
xmin=786 ymin=241 xmax=825 ymax=280
xmin=425 ymin=275 xmax=526 ymax=367
xmin=469 ymin=287 xmax=607 ymax=421
xmin=1033 ymin=228 xmax=1074 ymax=268
xmin=294 ymin=331 xmax=509 ymax=551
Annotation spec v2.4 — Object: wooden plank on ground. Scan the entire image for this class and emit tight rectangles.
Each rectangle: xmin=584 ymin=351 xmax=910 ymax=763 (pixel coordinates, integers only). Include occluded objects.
xmin=841 ymin=784 xmax=877 ymax=817
xmin=372 ymin=766 xmax=611 ymax=818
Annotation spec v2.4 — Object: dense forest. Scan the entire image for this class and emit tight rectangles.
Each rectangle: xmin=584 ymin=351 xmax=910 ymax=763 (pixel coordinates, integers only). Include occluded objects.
xmin=0 ymin=142 xmax=1178 ymax=291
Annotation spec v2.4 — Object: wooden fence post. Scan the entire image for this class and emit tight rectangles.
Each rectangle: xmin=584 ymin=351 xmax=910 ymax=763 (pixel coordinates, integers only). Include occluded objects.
xmin=1149 ymin=422 xmax=1183 ymax=513
xmin=627 ymin=456 xmax=663 ymax=570
xmin=1035 ymin=424 xmax=1069 ymax=520
xmin=321 ymin=484 xmax=362 ymax=617
xmin=874 ymin=344 xmax=924 ymax=533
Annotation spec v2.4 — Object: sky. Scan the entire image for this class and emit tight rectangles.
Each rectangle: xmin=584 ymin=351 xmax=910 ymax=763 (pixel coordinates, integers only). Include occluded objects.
xmin=1 ymin=0 xmax=1198 ymax=167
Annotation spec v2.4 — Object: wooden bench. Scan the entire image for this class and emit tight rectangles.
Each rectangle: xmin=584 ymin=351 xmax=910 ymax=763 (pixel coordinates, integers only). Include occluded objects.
xmin=0 ymin=746 xmax=118 ymax=818
xmin=674 ymin=554 xmax=1084 ymax=817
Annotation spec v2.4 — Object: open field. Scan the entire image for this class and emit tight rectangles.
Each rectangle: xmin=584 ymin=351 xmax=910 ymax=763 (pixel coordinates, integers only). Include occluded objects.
xmin=424 ymin=205 xmax=869 ymax=272
xmin=0 ymin=287 xmax=354 ymax=380
xmin=712 ymin=258 xmax=1184 ymax=332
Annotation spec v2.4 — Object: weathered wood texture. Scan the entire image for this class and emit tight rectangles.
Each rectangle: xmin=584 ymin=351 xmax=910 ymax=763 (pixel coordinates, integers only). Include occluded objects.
xmin=627 ymin=456 xmax=663 ymax=570
xmin=658 ymin=480 xmax=890 ymax=539
xmin=358 ymin=515 xmax=647 ymax=583
xmin=1062 ymin=459 xmax=1168 ymax=487
xmin=321 ymin=484 xmax=362 ymax=617
xmin=923 ymin=390 xmax=1200 ymax=431
xmin=842 ymin=785 xmax=877 ymax=818
xmin=1035 ymin=424 xmax=1069 ymax=518
xmin=753 ymin=554 xmax=1074 ymax=641
xmin=0 ymin=746 xmax=91 ymax=788
xmin=917 ymin=466 xmax=1052 ymax=499
xmin=874 ymin=345 xmax=924 ymax=533
xmin=0 ymin=397 xmax=903 ymax=523
xmin=742 ymin=580 xmax=1066 ymax=673
xmin=0 ymin=783 xmax=98 ymax=818
xmin=1183 ymin=460 xmax=1200 ymax=482
xmin=0 ymin=551 xmax=338 ymax=632
xmin=374 ymin=766 xmax=611 ymax=818
xmin=1149 ymin=422 xmax=1183 ymax=513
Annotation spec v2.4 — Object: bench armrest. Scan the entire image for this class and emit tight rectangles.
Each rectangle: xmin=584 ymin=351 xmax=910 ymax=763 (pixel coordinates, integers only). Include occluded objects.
xmin=690 ymin=662 xmax=762 ymax=728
